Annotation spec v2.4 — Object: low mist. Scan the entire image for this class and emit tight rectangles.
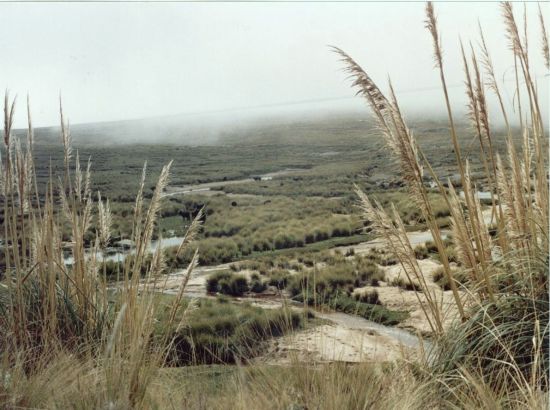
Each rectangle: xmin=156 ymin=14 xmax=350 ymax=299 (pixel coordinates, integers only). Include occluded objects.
xmin=2 ymin=1 xmax=547 ymax=142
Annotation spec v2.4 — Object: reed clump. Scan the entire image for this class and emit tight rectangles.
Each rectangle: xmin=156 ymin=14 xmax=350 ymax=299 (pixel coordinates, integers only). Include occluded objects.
xmin=0 ymin=96 xmax=204 ymax=407
xmin=335 ymin=0 xmax=548 ymax=403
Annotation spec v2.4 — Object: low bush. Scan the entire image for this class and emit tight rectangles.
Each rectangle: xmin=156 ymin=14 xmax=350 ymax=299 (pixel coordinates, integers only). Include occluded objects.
xmin=250 ymin=279 xmax=267 ymax=293
xmin=432 ymin=267 xmax=467 ymax=291
xmin=390 ymin=277 xmax=422 ymax=292
xmin=165 ymin=299 xmax=304 ymax=365
xmin=227 ymin=275 xmax=249 ymax=296
xmin=297 ymin=254 xmax=315 ymax=267
xmin=445 ymin=246 xmax=458 ymax=263
xmin=206 ymin=271 xmax=249 ymax=296
xmin=329 ymin=293 xmax=407 ymax=325
xmin=430 ymin=289 xmax=549 ymax=393
xmin=267 ymin=272 xmax=289 ymax=290
xmin=425 ymin=240 xmax=438 ymax=254
xmin=414 ymin=244 xmax=429 ymax=260
xmin=287 ymin=253 xmax=384 ymax=300
xmin=206 ymin=271 xmax=232 ymax=293
xmin=378 ymin=254 xmax=398 ymax=266
xmin=353 ymin=290 xmax=380 ymax=305
xmin=355 ymin=257 xmax=385 ymax=285
xmin=101 ymin=260 xmax=122 ymax=279
xmin=345 ymin=247 xmax=355 ymax=257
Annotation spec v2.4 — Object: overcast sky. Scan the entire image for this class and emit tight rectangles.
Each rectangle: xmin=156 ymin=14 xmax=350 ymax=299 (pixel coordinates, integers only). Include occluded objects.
xmin=0 ymin=1 xmax=547 ymax=128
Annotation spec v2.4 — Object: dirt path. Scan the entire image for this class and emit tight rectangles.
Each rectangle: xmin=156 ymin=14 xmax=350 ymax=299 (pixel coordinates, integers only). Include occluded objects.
xmin=248 ymin=259 xmax=450 ymax=364
xmin=356 ymin=259 xmax=460 ymax=336
xmin=141 ymin=263 xmax=230 ymax=297
xmin=254 ymin=308 xmax=426 ymax=364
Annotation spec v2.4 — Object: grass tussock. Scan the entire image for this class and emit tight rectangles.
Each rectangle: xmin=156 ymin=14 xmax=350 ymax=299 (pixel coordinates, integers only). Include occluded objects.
xmin=0 ymin=95 xmax=205 ymax=406
xmin=334 ymin=0 xmax=548 ymax=403
xmin=161 ymin=298 xmax=303 ymax=365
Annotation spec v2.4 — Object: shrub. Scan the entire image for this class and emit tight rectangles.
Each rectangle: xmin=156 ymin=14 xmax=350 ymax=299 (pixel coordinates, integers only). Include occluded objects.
xmin=101 ymin=260 xmax=122 ymax=279
xmin=313 ymin=228 xmax=330 ymax=242
xmin=286 ymin=274 xmax=310 ymax=298
xmin=206 ymin=271 xmax=232 ymax=293
xmin=432 ymin=267 xmax=467 ymax=291
xmin=166 ymin=299 xmax=304 ymax=365
xmin=355 ymin=257 xmax=384 ymax=285
xmin=425 ymin=240 xmax=438 ymax=253
xmin=354 ymin=290 xmax=380 ymax=305
xmin=304 ymin=232 xmax=315 ymax=244
xmin=390 ymin=277 xmax=422 ymax=292
xmin=364 ymin=250 xmax=382 ymax=264
xmin=252 ymin=237 xmax=273 ymax=252
xmin=431 ymin=290 xmax=549 ymax=392
xmin=445 ymin=246 xmax=458 ymax=263
xmin=199 ymin=239 xmax=240 ymax=265
xmin=227 ymin=275 xmax=249 ymax=296
xmin=378 ymin=253 xmax=398 ymax=266
xmin=299 ymin=255 xmax=315 ymax=267
xmin=268 ymin=272 xmax=289 ymax=290
xmin=207 ymin=272 xmax=250 ymax=296
xmin=218 ymin=279 xmax=232 ymax=295
xmin=330 ymin=293 xmax=408 ymax=326
xmin=414 ymin=244 xmax=429 ymax=260
xmin=250 ymin=279 xmax=267 ymax=293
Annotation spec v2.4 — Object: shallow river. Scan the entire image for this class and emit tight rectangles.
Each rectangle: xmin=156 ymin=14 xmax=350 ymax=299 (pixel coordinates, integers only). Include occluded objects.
xmin=64 ymin=236 xmax=186 ymax=265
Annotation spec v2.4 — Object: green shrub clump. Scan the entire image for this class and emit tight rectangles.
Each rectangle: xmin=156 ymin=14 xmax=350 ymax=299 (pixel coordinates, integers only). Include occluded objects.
xmin=353 ymin=290 xmax=380 ymax=305
xmin=164 ymin=299 xmax=304 ymax=365
xmin=206 ymin=272 xmax=250 ymax=296
xmin=432 ymin=267 xmax=467 ymax=291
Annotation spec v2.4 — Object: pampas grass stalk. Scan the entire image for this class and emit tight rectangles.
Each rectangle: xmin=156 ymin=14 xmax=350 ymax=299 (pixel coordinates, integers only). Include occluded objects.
xmin=0 ymin=91 xmax=201 ymax=407
xmin=336 ymin=6 xmax=548 ymax=397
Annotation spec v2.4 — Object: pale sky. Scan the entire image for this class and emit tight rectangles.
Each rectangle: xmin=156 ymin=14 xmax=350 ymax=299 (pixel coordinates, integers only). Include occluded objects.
xmin=0 ymin=1 xmax=547 ymax=129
